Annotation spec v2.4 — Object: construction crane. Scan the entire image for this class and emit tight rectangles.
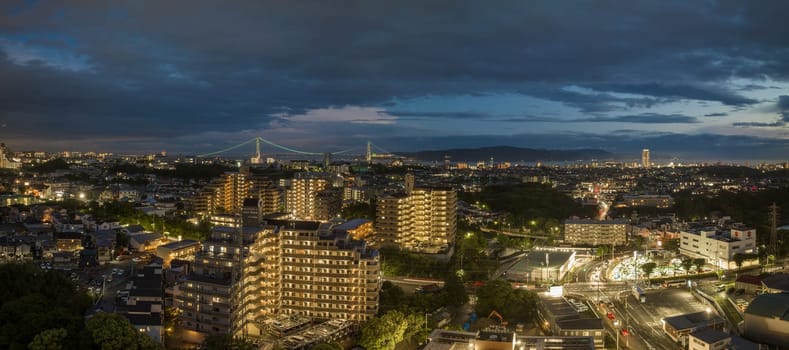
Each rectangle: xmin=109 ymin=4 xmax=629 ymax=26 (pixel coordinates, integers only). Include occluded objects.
xmin=488 ymin=310 xmax=508 ymax=326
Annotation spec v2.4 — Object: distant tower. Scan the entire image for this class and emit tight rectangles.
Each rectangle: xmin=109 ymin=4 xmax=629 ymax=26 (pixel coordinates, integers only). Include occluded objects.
xmin=366 ymin=141 xmax=372 ymax=165
xmin=444 ymin=154 xmax=451 ymax=169
xmin=323 ymin=152 xmax=332 ymax=170
xmin=404 ymin=173 xmax=415 ymax=195
xmin=251 ymin=138 xmax=263 ymax=164
xmin=642 ymin=149 xmax=650 ymax=168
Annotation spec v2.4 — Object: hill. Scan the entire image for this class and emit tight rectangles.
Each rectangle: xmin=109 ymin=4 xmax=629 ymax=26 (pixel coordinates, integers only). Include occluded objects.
xmin=396 ymin=146 xmax=612 ymax=162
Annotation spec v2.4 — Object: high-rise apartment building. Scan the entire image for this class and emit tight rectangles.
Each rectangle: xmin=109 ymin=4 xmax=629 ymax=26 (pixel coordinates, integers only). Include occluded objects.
xmin=193 ymin=173 xmax=251 ymax=218
xmin=194 ymin=173 xmax=280 ymax=218
xmin=642 ymin=149 xmax=650 ymax=168
xmin=175 ymin=220 xmax=380 ymax=341
xmin=177 ymin=225 xmax=254 ymax=338
xmin=377 ymin=178 xmax=457 ymax=253
xmin=284 ymin=173 xmax=332 ymax=220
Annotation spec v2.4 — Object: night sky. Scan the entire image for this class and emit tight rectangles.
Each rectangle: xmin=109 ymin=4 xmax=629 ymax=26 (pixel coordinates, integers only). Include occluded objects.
xmin=1 ymin=1 xmax=788 ymax=160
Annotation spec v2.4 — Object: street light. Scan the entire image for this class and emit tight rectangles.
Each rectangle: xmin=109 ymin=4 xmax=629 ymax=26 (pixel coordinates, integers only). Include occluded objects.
xmin=613 ymin=320 xmax=620 ymax=350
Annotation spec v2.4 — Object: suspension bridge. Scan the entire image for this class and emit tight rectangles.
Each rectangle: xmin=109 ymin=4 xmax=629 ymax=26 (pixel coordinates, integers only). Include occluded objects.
xmin=196 ymin=136 xmax=396 ymax=161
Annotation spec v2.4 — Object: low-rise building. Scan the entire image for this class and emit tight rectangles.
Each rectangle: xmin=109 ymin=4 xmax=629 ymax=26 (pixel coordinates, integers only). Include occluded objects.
xmin=679 ymin=226 xmax=757 ymax=270
xmin=689 ymin=328 xmax=730 ymax=350
xmin=536 ymin=297 xmax=605 ymax=349
xmin=743 ymin=293 xmax=789 ymax=348
xmin=424 ymin=328 xmax=595 ymax=350
xmin=505 ymin=251 xmax=576 ymax=285
xmin=760 ymin=273 xmax=789 ymax=294
xmin=156 ymin=239 xmax=200 ymax=267
xmin=662 ymin=311 xmax=725 ymax=346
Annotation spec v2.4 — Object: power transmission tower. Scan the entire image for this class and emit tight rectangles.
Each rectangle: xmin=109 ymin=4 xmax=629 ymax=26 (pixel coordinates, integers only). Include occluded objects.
xmin=769 ymin=203 xmax=779 ymax=255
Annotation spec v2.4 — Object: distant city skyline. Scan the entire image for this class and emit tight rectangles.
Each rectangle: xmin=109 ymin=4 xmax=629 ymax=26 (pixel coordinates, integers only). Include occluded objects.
xmin=1 ymin=2 xmax=788 ymax=159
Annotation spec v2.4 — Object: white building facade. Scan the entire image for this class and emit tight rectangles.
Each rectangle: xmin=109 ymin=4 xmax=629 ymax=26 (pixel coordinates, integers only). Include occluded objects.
xmin=680 ymin=226 xmax=756 ymax=270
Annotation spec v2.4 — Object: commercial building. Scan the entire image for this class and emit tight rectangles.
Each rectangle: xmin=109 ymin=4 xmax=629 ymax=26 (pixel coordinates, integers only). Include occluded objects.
xmin=642 ymin=149 xmax=650 ymax=168
xmin=504 ymin=251 xmax=576 ymax=285
xmin=376 ymin=175 xmax=457 ymax=253
xmin=679 ymin=226 xmax=756 ymax=270
xmin=175 ymin=220 xmax=381 ymax=341
xmin=743 ymin=293 xmax=789 ymax=348
xmin=424 ymin=328 xmax=595 ymax=350
xmin=563 ymin=219 xmax=628 ymax=246
xmin=536 ymin=297 xmax=605 ymax=349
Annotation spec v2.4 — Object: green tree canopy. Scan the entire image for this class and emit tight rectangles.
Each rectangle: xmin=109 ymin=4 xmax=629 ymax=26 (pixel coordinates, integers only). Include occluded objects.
xmin=640 ymin=262 xmax=657 ymax=281
xmin=0 ymin=264 xmax=92 ymax=350
xmin=85 ymin=312 xmax=162 ymax=350
xmin=475 ymin=279 xmax=539 ymax=323
xmin=28 ymin=328 xmax=67 ymax=350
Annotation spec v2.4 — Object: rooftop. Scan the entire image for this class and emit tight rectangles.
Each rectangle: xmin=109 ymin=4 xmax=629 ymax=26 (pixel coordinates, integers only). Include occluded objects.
xmin=663 ymin=311 xmax=724 ymax=330
xmin=564 ymin=218 xmax=628 ymax=225
xmin=744 ymin=293 xmax=789 ymax=321
xmin=761 ymin=273 xmax=789 ymax=292
xmin=690 ymin=328 xmax=730 ymax=344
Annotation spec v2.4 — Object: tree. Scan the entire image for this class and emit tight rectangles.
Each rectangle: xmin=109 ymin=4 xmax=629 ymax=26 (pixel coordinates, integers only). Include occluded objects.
xmin=340 ymin=201 xmax=376 ymax=221
xmin=163 ymin=306 xmax=181 ymax=336
xmin=681 ymin=259 xmax=694 ymax=276
xmin=692 ymin=258 xmax=706 ymax=274
xmin=733 ymin=253 xmax=746 ymax=275
xmin=85 ymin=312 xmax=163 ymax=350
xmin=28 ymin=328 xmax=68 ymax=350
xmin=640 ymin=262 xmax=657 ymax=282
xmin=359 ymin=311 xmax=409 ymax=350
xmin=312 ymin=343 xmax=342 ymax=350
xmin=0 ymin=264 xmax=92 ymax=350
xmin=443 ymin=273 xmax=468 ymax=307
xmin=595 ymin=245 xmax=610 ymax=259
xmin=378 ymin=281 xmax=406 ymax=314
xmin=475 ymin=279 xmax=539 ymax=323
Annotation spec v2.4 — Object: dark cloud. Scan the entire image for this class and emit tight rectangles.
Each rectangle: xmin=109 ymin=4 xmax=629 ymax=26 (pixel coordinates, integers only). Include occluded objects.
xmin=704 ymin=112 xmax=728 ymax=117
xmin=0 ymin=1 xmax=788 ymax=155
xmin=572 ymin=113 xmax=699 ymax=124
xmin=732 ymin=121 xmax=784 ymax=127
xmin=384 ymin=111 xmax=495 ymax=120
xmin=593 ymin=83 xmax=758 ymax=106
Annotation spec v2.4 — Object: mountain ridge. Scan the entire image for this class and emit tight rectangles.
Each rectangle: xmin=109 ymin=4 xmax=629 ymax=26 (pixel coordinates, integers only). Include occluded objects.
xmin=396 ymin=145 xmax=613 ymax=162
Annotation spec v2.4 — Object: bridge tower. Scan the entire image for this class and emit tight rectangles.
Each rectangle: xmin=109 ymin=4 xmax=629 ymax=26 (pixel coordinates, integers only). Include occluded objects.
xmin=251 ymin=138 xmax=263 ymax=164
xmin=366 ymin=141 xmax=372 ymax=165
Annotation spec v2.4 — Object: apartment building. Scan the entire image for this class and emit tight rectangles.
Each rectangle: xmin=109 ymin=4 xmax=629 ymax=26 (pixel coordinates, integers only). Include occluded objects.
xmin=680 ymin=226 xmax=756 ymax=269
xmin=563 ymin=219 xmax=628 ymax=246
xmin=176 ymin=220 xmax=381 ymax=341
xmin=284 ymin=174 xmax=332 ymax=220
xmin=176 ymin=225 xmax=258 ymax=339
xmin=376 ymin=176 xmax=457 ymax=253
xmin=194 ymin=173 xmax=280 ymax=219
